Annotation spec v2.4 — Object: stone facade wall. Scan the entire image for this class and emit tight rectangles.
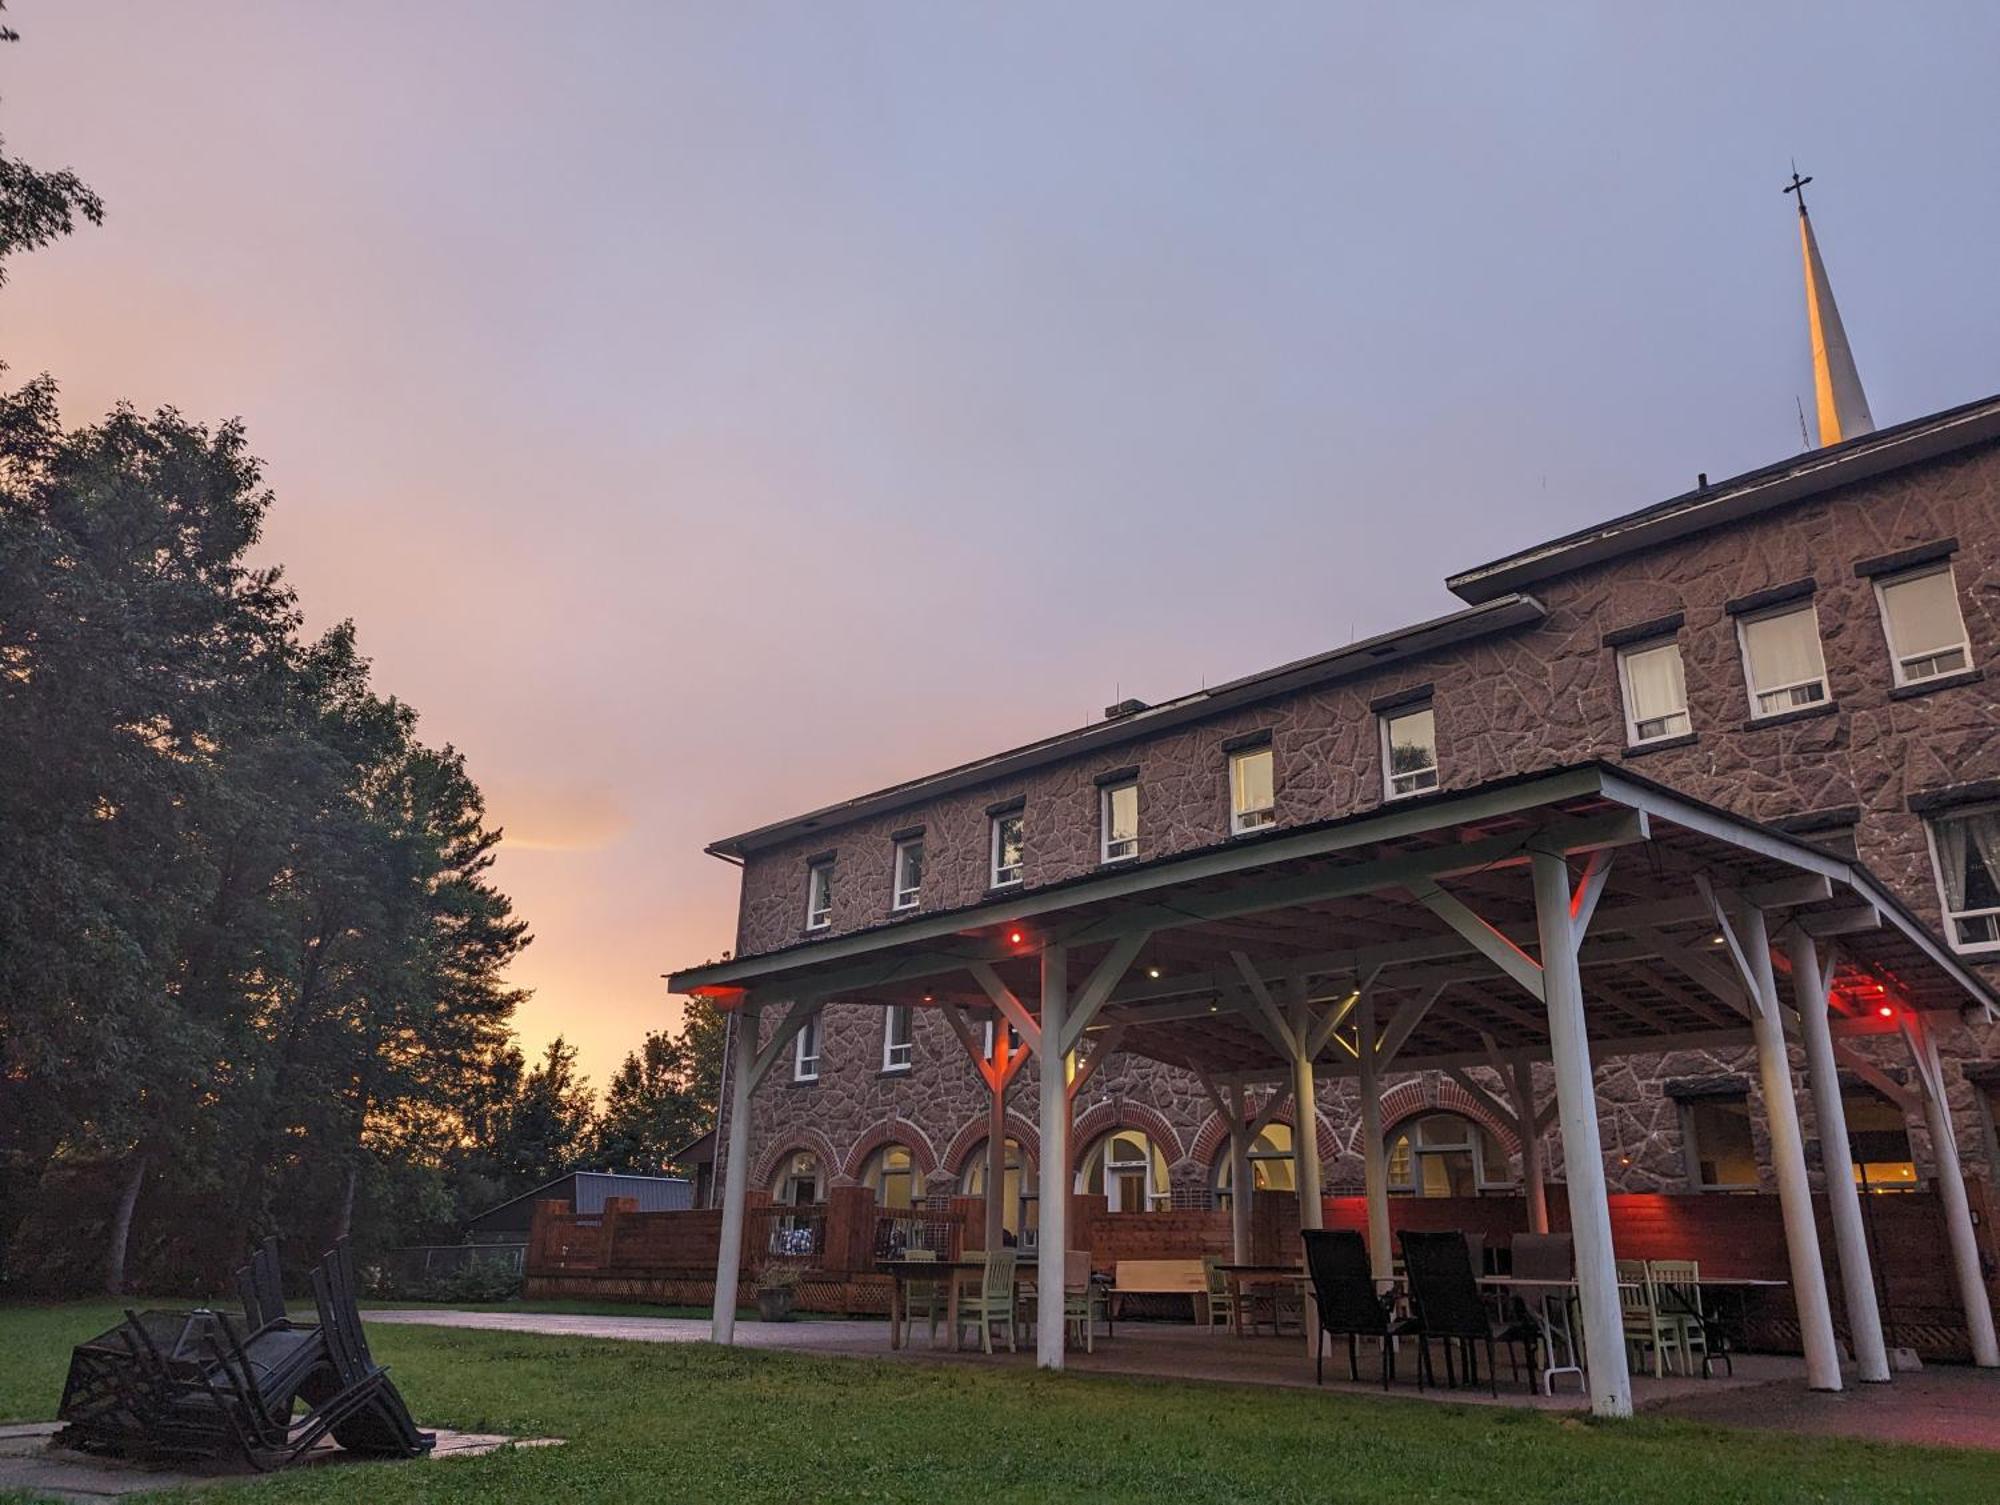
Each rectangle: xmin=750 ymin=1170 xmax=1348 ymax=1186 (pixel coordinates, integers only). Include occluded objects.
xmin=717 ymin=438 xmax=2000 ymax=1210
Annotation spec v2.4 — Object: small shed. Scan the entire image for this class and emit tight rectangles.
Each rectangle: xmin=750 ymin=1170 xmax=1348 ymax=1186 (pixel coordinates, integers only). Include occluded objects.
xmin=466 ymin=1170 xmax=693 ymax=1242
xmin=673 ymin=1129 xmax=717 ymax=1209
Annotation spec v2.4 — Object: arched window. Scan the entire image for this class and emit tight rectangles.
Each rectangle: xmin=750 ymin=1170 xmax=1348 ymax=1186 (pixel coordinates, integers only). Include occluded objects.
xmin=961 ymin=1137 xmax=1038 ymax=1244
xmin=1076 ymin=1129 xmax=1171 ymax=1212
xmin=1386 ymin=1113 xmax=1513 ymax=1197
xmin=771 ymin=1150 xmax=823 ymax=1206
xmin=1214 ymin=1123 xmax=1296 ymax=1209
xmin=860 ymin=1143 xmax=926 ymax=1209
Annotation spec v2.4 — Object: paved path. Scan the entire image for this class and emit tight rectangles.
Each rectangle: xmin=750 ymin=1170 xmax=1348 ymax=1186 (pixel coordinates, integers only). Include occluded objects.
xmin=1645 ymin=1364 xmax=2000 ymax=1451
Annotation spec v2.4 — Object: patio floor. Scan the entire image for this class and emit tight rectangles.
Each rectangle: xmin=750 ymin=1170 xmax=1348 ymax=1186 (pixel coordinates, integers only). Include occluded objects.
xmin=369 ymin=1307 xmax=1808 ymax=1413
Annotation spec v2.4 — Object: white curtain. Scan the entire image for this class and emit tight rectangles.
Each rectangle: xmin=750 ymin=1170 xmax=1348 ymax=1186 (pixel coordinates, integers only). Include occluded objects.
xmin=1936 ymin=818 xmax=1970 ymax=911
xmin=1883 ymin=570 xmax=1965 ymax=657
xmin=1743 ymin=607 xmax=1825 ymax=691
xmin=1625 ymin=642 xmax=1687 ymax=722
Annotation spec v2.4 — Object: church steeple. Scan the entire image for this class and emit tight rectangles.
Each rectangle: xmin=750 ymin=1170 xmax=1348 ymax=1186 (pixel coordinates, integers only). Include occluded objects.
xmin=1785 ymin=167 xmax=1874 ymax=447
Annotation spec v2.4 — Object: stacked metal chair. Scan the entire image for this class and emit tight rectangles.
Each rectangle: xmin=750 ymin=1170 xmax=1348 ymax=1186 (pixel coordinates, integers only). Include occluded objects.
xmin=55 ymin=1237 xmax=434 ymax=1469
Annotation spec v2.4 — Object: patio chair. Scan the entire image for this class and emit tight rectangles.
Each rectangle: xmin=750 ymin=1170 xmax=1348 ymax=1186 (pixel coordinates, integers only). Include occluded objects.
xmin=1647 ymin=1259 xmax=1724 ymax=1377
xmin=899 ymin=1249 xmax=945 ymax=1349
xmin=1302 ymin=1229 xmax=1418 ymax=1388
xmin=1399 ymin=1231 xmax=1537 ymax=1397
xmin=1616 ymin=1258 xmax=1684 ymax=1378
xmin=955 ymin=1249 xmax=1019 ymax=1355
xmin=1064 ymin=1250 xmax=1104 ymax=1353
xmin=1199 ymin=1255 xmax=1236 ymax=1331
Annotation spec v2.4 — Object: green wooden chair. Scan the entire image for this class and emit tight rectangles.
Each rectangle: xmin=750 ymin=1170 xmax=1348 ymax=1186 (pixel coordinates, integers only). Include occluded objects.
xmin=1647 ymin=1258 xmax=1721 ymax=1377
xmin=955 ymin=1250 xmax=1019 ymax=1354
xmin=1064 ymin=1250 xmax=1104 ymax=1353
xmin=900 ymin=1249 xmax=944 ymax=1349
xmin=1199 ymin=1255 xmax=1236 ymax=1331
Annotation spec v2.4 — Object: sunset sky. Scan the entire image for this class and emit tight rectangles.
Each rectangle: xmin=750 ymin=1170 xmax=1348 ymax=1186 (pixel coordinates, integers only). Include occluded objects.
xmin=9 ymin=3 xmax=1999 ymax=1091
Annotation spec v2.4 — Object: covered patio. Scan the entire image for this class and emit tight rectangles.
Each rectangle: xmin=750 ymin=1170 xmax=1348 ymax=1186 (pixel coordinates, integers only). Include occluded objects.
xmin=670 ymin=761 xmax=2000 ymax=1417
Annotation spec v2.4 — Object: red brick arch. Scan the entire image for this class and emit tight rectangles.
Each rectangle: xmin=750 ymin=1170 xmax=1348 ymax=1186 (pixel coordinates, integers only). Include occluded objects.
xmin=840 ymin=1115 xmax=940 ymax=1181
xmin=1188 ymin=1097 xmax=1340 ymax=1177
xmin=749 ymin=1128 xmax=843 ymax=1193
xmin=940 ymin=1112 xmax=1043 ymax=1178
xmin=1381 ymin=1074 xmax=1522 ymax=1157
xmin=1070 ymin=1100 xmax=1185 ymax=1165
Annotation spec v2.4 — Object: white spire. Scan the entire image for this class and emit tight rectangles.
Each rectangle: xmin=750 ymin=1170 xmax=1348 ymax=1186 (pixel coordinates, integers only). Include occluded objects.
xmin=1786 ymin=168 xmax=1874 ymax=447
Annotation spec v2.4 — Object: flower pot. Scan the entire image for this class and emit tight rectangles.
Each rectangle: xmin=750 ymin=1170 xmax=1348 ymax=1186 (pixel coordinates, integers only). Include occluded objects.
xmin=756 ymin=1286 xmax=796 ymax=1321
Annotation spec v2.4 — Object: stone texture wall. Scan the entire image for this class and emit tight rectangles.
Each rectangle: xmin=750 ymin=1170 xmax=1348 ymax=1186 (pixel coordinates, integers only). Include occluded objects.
xmin=718 ymin=438 xmax=2000 ymax=1208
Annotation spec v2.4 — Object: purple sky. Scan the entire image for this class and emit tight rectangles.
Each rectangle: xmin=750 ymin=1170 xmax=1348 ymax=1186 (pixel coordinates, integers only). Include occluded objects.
xmin=10 ymin=3 xmax=1999 ymax=1089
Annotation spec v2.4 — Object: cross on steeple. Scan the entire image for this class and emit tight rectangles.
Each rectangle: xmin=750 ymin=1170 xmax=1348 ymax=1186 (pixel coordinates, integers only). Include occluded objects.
xmin=1783 ymin=162 xmax=1813 ymax=216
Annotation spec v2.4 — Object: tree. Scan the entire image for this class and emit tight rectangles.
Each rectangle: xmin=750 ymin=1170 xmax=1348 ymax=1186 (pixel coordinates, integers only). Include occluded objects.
xmin=485 ymin=1039 xmax=596 ymax=1193
xmin=0 ymin=3 xmax=104 ymax=286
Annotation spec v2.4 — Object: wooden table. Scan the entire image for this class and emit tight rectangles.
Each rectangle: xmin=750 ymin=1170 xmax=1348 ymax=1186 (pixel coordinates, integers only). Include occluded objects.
xmin=1214 ymin=1263 xmax=1312 ymax=1347
xmin=879 ymin=1257 xmax=1041 ymax=1352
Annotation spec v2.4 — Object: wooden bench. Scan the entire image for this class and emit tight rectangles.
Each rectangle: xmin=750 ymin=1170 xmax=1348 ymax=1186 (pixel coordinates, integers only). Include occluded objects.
xmin=1110 ymin=1259 xmax=1209 ymax=1321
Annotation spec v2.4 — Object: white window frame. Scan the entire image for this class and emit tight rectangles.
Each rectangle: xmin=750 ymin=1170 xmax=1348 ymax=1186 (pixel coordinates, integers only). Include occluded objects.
xmin=882 ymin=1004 xmax=913 ymax=1072
xmin=1385 ymin=1112 xmax=1514 ymax=1196
xmin=804 ymin=859 xmax=834 ymax=931
xmin=891 ymin=836 xmax=923 ymax=912
xmin=982 ymin=1018 xmax=1023 ymax=1057
xmin=1100 ymin=779 xmax=1140 ymax=864
xmin=1736 ymin=601 xmax=1830 ymax=719
xmin=1924 ymin=803 xmax=2000 ymax=957
xmin=990 ymin=811 xmax=1024 ymax=889
xmin=1616 ymin=637 xmax=1693 ymax=747
xmin=1379 ymin=705 xmax=1439 ymax=800
xmin=1874 ymin=563 xmax=1974 ymax=687
xmin=793 ymin=1014 xmax=821 ymax=1082
xmin=1228 ymin=746 xmax=1275 ymax=835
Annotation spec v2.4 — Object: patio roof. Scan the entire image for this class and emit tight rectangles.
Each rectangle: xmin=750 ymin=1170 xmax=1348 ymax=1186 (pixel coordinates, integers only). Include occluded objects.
xmin=669 ymin=761 xmax=1997 ymax=1082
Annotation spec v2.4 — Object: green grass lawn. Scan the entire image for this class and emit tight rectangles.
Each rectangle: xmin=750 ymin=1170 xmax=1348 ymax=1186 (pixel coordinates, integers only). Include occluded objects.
xmin=5 ymin=1304 xmax=1998 ymax=1504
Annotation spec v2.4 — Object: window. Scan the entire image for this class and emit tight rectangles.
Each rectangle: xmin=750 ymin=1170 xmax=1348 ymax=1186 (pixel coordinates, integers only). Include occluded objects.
xmin=1101 ymin=779 xmax=1139 ymax=863
xmin=1386 ymin=1113 xmax=1513 ymax=1197
xmin=804 ymin=859 xmax=833 ymax=931
xmin=962 ymin=1138 xmax=1038 ymax=1246
xmin=1213 ymin=1123 xmax=1296 ymax=1209
xmin=882 ymin=1004 xmax=913 ymax=1072
xmin=1738 ymin=604 xmax=1830 ymax=717
xmin=1927 ymin=807 xmax=2000 ymax=955
xmin=1076 ymin=1129 xmax=1172 ymax=1212
xmin=891 ymin=836 xmax=923 ymax=911
xmin=1679 ymin=1093 xmax=1757 ymax=1191
xmin=1381 ymin=705 xmax=1439 ymax=799
xmin=1229 ymin=745 xmax=1275 ymax=834
xmin=772 ymin=1150 xmax=823 ymax=1206
xmin=1845 ymin=1088 xmax=1917 ymax=1191
xmin=990 ymin=811 xmax=1025 ymax=888
xmin=862 ymin=1144 xmax=925 ymax=1210
xmin=1618 ymin=639 xmax=1692 ymax=745
xmin=981 ymin=1018 xmax=1023 ymax=1057
xmin=793 ymin=1015 xmax=821 ymax=1082
xmin=1876 ymin=565 xmax=1972 ymax=685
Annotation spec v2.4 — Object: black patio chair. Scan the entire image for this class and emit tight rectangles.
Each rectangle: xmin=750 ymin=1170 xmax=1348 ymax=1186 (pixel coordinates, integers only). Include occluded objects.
xmin=236 ymin=1236 xmax=288 ymax=1334
xmin=1399 ymin=1230 xmax=1538 ymax=1396
xmin=1301 ymin=1229 xmax=1420 ymax=1388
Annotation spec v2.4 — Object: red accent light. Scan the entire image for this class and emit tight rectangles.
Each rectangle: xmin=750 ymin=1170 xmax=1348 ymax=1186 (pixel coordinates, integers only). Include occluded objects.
xmin=1877 ymin=1003 xmax=1896 ymax=1019
xmin=1008 ymin=931 xmax=1024 ymax=945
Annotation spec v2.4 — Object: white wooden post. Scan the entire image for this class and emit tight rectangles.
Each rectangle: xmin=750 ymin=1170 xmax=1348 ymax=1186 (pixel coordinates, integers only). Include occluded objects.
xmin=1227 ymin=1084 xmax=1253 ymax=1264
xmin=711 ymin=1000 xmax=760 ymax=1344
xmin=1036 ymin=946 xmax=1070 ymax=1369
xmin=1738 ymin=906 xmax=1842 ymax=1391
xmin=1356 ymin=987 xmax=1392 ymax=1283
xmin=1510 ymin=1055 xmax=1549 ymax=1235
xmin=985 ymin=1072 xmax=1008 ymax=1253
xmin=1904 ymin=1017 xmax=2000 ymax=1367
xmin=1787 ymin=930 xmax=1889 ymax=1382
xmin=1287 ymin=979 xmax=1323 ymax=1232
xmin=1531 ymin=848 xmax=1631 ymax=1418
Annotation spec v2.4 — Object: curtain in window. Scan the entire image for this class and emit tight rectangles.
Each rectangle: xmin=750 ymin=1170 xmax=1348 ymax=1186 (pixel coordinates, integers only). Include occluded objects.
xmin=1625 ymin=643 xmax=1687 ymax=721
xmin=1937 ymin=813 xmax=2000 ymax=913
xmin=1883 ymin=571 xmax=1965 ymax=657
xmin=1743 ymin=609 xmax=1824 ymax=690
xmin=1937 ymin=818 xmax=1970 ymax=911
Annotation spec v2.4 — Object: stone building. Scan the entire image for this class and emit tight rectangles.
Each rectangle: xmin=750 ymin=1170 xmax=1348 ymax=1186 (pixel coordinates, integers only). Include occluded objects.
xmin=689 ymin=390 xmax=2000 ymax=1239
